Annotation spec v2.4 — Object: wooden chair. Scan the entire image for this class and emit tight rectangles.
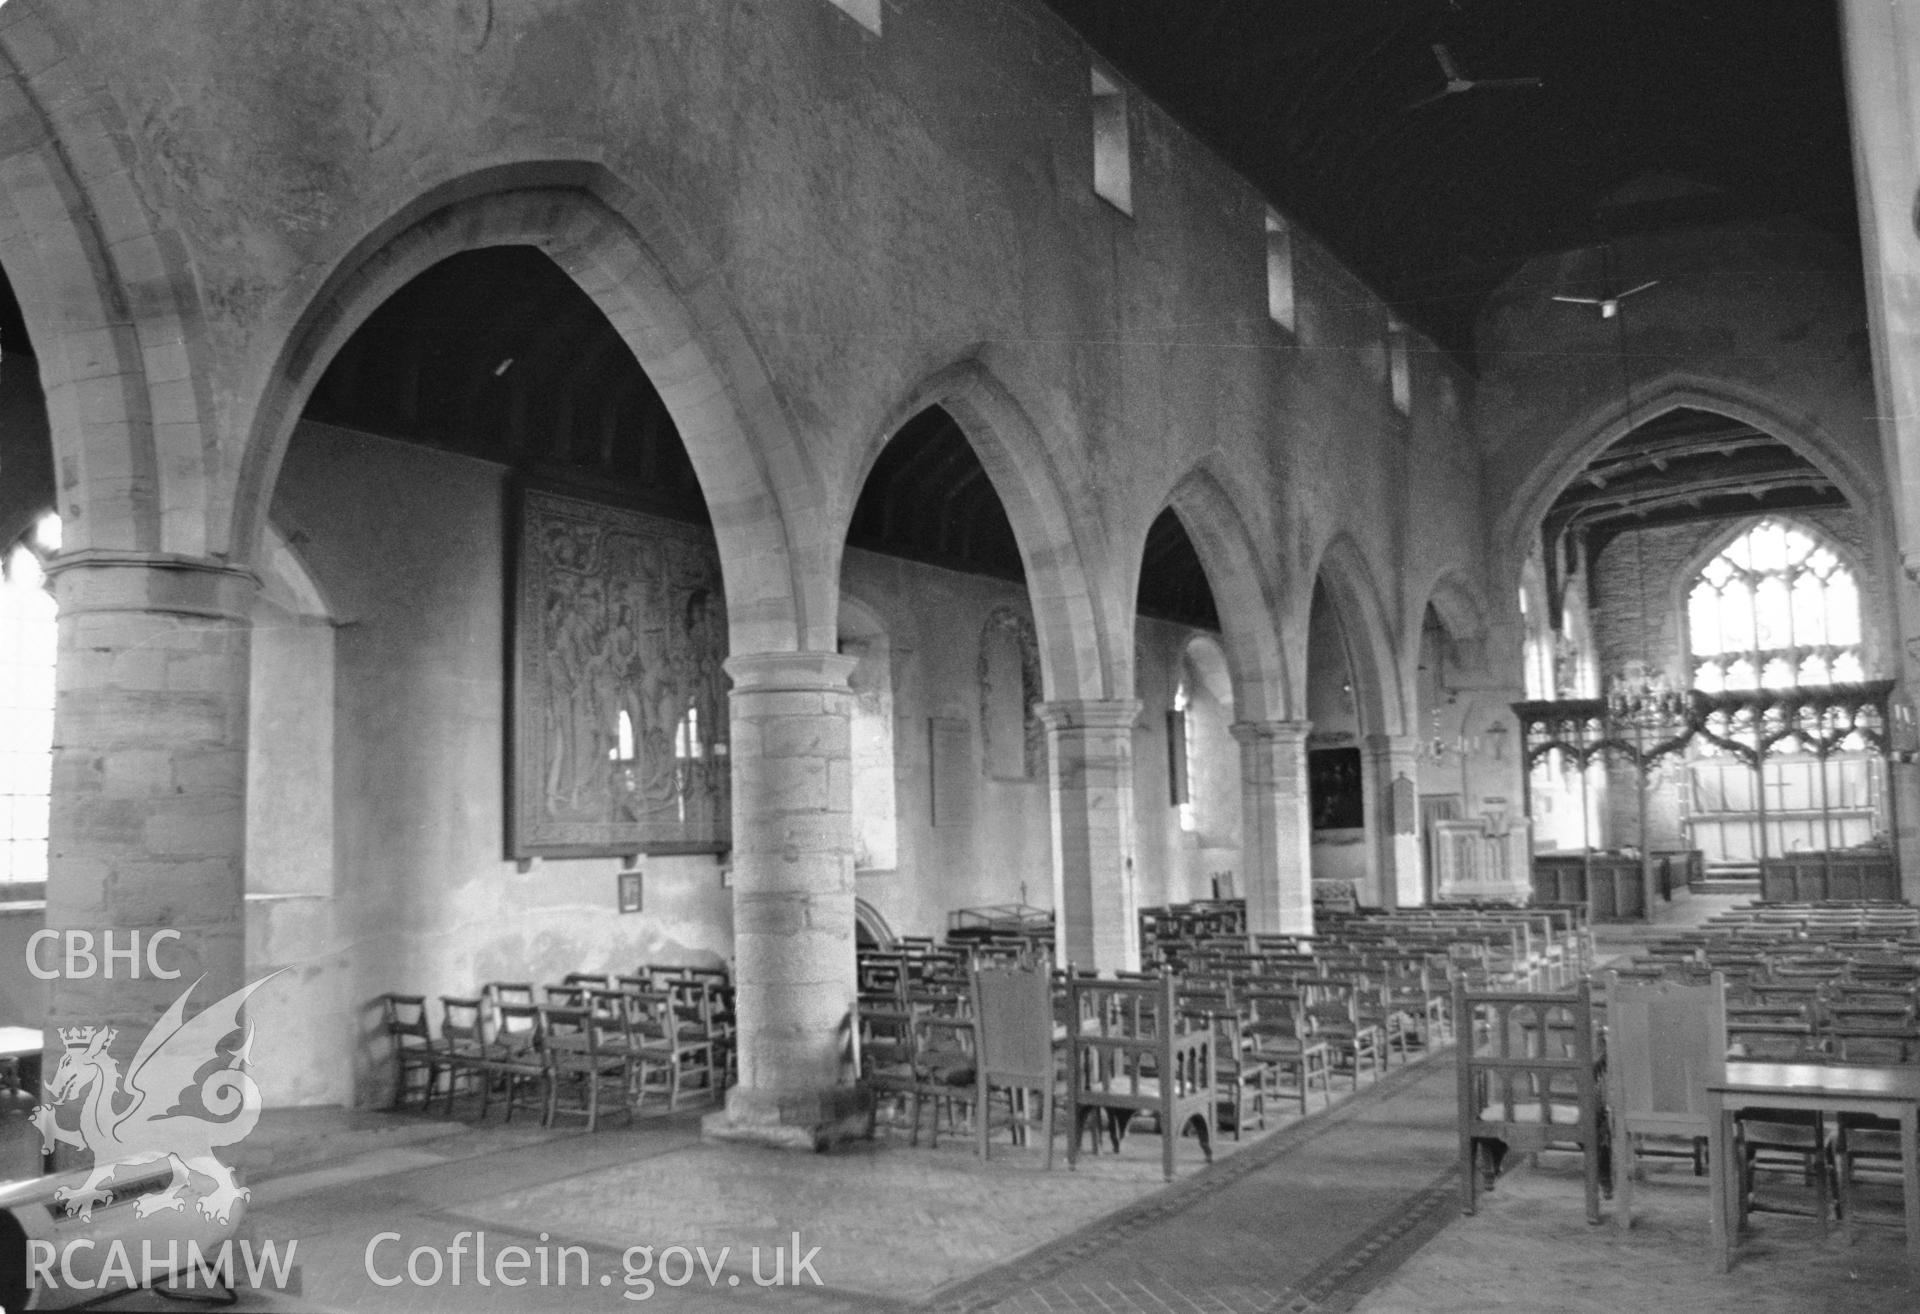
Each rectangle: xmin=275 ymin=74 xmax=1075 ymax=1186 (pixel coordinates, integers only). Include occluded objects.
xmin=381 ymin=993 xmax=438 ymax=1109
xmin=1204 ymin=1004 xmax=1267 ymax=1139
xmin=1455 ymin=978 xmax=1604 ymax=1224
xmin=540 ymin=1004 xmax=631 ymax=1131
xmin=867 ymin=1012 xmax=976 ymax=1146
xmin=1065 ymin=974 xmax=1215 ymax=1182
xmin=434 ymin=995 xmax=492 ymax=1115
xmin=1243 ymin=988 xmax=1332 ymax=1117
xmin=972 ymin=962 xmax=1058 ymax=1166
xmin=1604 ymin=971 xmax=1725 ymax=1229
xmin=627 ymin=991 xmax=715 ymax=1112
xmin=1176 ymin=979 xmax=1267 ymax=1139
xmin=662 ymin=978 xmax=722 ymax=1094
xmin=483 ymin=981 xmax=535 ymax=1018
xmin=489 ymin=1001 xmax=548 ymax=1123
xmin=1300 ymin=978 xmax=1384 ymax=1089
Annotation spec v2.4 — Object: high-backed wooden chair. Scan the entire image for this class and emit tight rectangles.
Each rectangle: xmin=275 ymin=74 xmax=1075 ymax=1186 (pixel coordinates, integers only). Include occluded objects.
xmin=1455 ymin=978 xmax=1604 ymax=1224
xmin=1604 ymin=970 xmax=1726 ymax=1229
xmin=1066 ymin=974 xmax=1215 ymax=1182
xmin=972 ymin=963 xmax=1057 ymax=1165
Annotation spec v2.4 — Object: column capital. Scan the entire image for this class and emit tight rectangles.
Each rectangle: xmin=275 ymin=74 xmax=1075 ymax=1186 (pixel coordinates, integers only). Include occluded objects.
xmin=1036 ymin=698 xmax=1142 ymax=732
xmin=1362 ymin=731 xmax=1420 ymax=755
xmin=724 ymin=649 xmax=858 ymax=693
xmin=45 ymin=551 xmax=259 ymax=621
xmin=1230 ymin=718 xmax=1314 ymax=747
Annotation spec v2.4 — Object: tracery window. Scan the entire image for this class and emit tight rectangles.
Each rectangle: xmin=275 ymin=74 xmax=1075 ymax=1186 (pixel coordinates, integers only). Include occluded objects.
xmin=0 ymin=513 xmax=58 ymax=883
xmin=1687 ymin=519 xmax=1862 ymax=693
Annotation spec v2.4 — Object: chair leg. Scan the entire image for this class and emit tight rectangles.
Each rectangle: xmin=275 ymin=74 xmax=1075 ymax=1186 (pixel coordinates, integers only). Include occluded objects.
xmin=1615 ymin=1126 xmax=1636 ymax=1231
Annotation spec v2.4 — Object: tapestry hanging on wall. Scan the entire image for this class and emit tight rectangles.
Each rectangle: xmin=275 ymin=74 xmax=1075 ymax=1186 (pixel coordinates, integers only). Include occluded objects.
xmin=511 ymin=485 xmax=730 ymax=857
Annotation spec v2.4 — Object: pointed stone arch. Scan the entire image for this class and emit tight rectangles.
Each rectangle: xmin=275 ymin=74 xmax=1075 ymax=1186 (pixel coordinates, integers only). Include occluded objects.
xmin=0 ymin=23 xmax=216 ymax=556
xmin=1495 ymin=374 xmax=1884 ymax=603
xmin=1159 ymin=463 xmax=1292 ymax=724
xmin=228 ymin=162 xmax=820 ymax=656
xmin=1411 ymin=569 xmax=1492 ymax=683
xmin=848 ymin=359 xmax=1113 ymax=702
xmin=1307 ymin=533 xmax=1408 ymax=736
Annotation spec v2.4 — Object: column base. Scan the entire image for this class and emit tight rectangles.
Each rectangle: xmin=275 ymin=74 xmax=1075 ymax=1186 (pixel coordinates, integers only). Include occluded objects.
xmin=700 ymin=1085 xmax=874 ymax=1152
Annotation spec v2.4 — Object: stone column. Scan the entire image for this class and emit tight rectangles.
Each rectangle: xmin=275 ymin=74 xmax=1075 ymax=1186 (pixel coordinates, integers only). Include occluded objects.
xmin=702 ymin=650 xmax=864 ymax=1150
xmin=1363 ymin=732 xmax=1424 ymax=908
xmin=1039 ymin=699 xmax=1141 ymax=972
xmin=1232 ymin=720 xmax=1314 ymax=935
xmin=45 ymin=554 xmax=256 ymax=1050
xmin=1840 ymin=0 xmax=1920 ymax=894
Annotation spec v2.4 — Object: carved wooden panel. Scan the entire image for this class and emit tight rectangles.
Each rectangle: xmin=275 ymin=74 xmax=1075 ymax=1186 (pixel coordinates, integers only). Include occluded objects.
xmin=511 ymin=485 xmax=729 ymax=857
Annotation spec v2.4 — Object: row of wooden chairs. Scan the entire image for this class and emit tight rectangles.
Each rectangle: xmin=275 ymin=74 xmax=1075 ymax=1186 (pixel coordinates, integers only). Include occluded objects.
xmin=382 ymin=966 xmax=733 ymax=1130
xmin=860 ymin=965 xmax=1238 ymax=1178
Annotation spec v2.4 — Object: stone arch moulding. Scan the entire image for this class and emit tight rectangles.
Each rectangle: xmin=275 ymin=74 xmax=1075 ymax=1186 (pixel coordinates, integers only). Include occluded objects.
xmin=845 ymin=357 xmax=1114 ymax=703
xmin=1495 ymin=375 xmax=1887 ymax=606
xmin=0 ymin=29 xmax=214 ymax=558
xmin=853 ymin=898 xmax=895 ymax=949
xmin=227 ymin=160 xmax=822 ymax=658
xmin=1308 ymin=533 xmax=1408 ymax=737
xmin=1160 ymin=463 xmax=1292 ymax=724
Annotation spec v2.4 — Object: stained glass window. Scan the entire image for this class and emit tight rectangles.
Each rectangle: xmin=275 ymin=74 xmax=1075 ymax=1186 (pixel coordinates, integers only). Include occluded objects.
xmin=1687 ymin=520 xmax=1862 ymax=693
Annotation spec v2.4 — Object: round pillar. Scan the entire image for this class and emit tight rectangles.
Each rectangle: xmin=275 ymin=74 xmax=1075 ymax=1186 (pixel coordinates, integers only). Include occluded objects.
xmin=702 ymin=650 xmax=865 ymax=1150
xmin=44 ymin=553 xmax=256 ymax=1049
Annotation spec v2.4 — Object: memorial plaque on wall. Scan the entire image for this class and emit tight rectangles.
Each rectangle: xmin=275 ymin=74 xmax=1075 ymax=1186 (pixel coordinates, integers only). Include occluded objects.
xmin=511 ymin=485 xmax=730 ymax=857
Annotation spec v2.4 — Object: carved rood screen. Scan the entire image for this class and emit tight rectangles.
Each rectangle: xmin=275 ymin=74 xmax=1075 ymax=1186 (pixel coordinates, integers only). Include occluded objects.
xmin=512 ymin=486 xmax=730 ymax=857
xmin=1513 ymin=681 xmax=1896 ymax=776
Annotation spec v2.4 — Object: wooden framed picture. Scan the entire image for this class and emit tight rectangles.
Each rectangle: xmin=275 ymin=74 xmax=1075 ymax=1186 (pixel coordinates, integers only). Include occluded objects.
xmin=510 ymin=483 xmax=732 ymax=858
xmin=618 ymin=869 xmax=643 ymax=914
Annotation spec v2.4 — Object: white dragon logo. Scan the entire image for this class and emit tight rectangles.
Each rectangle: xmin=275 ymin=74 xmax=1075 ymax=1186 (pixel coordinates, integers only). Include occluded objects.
xmin=30 ymin=973 xmax=279 ymax=1224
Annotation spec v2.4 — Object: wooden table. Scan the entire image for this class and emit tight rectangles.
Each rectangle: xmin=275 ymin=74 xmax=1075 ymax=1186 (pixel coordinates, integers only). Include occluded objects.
xmin=1707 ymin=1061 xmax=1920 ymax=1269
